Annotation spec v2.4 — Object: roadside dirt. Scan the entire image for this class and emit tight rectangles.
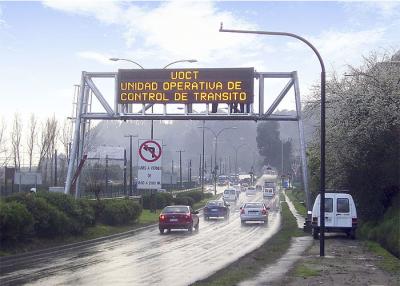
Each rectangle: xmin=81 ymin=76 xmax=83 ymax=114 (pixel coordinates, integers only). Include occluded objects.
xmin=275 ymin=234 xmax=399 ymax=286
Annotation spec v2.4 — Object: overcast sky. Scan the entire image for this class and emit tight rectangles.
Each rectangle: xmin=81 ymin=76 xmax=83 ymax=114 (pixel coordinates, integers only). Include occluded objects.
xmin=1 ymin=1 xmax=399 ymax=123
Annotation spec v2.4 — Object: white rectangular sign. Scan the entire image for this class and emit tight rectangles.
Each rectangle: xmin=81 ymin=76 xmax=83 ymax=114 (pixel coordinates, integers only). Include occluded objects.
xmin=137 ymin=139 xmax=163 ymax=190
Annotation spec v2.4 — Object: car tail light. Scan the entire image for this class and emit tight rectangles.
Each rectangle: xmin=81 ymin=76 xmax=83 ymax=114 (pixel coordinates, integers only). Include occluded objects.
xmin=240 ymin=208 xmax=245 ymax=214
xmin=262 ymin=208 xmax=267 ymax=215
xmin=312 ymin=217 xmax=318 ymax=225
xmin=352 ymin=218 xmax=357 ymax=225
xmin=185 ymin=213 xmax=192 ymax=220
xmin=159 ymin=214 xmax=166 ymax=221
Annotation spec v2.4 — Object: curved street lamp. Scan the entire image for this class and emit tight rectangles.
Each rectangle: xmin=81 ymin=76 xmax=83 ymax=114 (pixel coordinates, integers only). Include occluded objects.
xmin=198 ymin=126 xmax=237 ymax=195
xmin=220 ymin=23 xmax=326 ymax=256
xmin=109 ymin=58 xmax=145 ymax=69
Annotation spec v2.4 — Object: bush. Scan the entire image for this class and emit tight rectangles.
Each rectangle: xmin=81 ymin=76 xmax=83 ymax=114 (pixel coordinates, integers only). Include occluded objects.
xmin=177 ymin=191 xmax=203 ymax=203
xmin=358 ymin=194 xmax=400 ymax=258
xmin=142 ymin=193 xmax=173 ymax=210
xmin=37 ymin=192 xmax=92 ymax=234
xmin=173 ymin=196 xmax=194 ymax=207
xmin=98 ymin=199 xmax=142 ymax=225
xmin=0 ymin=201 xmax=34 ymax=244
xmin=5 ymin=192 xmax=74 ymax=237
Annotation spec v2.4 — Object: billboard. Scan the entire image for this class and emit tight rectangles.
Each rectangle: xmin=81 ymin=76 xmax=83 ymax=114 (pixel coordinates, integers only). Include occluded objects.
xmin=137 ymin=139 xmax=162 ymax=190
xmin=117 ymin=67 xmax=254 ymax=104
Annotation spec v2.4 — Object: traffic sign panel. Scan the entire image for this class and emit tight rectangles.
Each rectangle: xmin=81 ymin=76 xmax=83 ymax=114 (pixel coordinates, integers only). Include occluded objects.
xmin=137 ymin=139 xmax=163 ymax=190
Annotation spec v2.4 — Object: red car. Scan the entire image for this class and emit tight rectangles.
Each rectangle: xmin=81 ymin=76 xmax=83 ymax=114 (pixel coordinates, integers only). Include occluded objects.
xmin=159 ymin=205 xmax=199 ymax=234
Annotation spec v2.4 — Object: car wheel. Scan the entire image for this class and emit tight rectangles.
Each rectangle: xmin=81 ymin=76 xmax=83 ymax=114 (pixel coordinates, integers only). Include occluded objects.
xmin=167 ymin=229 xmax=171 ymax=233
xmin=241 ymin=220 xmax=246 ymax=226
xmin=204 ymin=216 xmax=208 ymax=221
xmin=188 ymin=224 xmax=193 ymax=233
xmin=312 ymin=228 xmax=319 ymax=240
xmin=159 ymin=228 xmax=164 ymax=234
xmin=350 ymin=229 xmax=356 ymax=240
xmin=195 ymin=222 xmax=199 ymax=232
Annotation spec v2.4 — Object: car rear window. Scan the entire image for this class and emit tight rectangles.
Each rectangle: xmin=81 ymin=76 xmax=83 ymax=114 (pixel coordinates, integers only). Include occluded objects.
xmin=245 ymin=203 xmax=263 ymax=208
xmin=207 ymin=201 xmax=223 ymax=207
xmin=337 ymin=198 xmax=350 ymax=213
xmin=162 ymin=206 xmax=189 ymax=213
xmin=325 ymin=198 xmax=333 ymax=213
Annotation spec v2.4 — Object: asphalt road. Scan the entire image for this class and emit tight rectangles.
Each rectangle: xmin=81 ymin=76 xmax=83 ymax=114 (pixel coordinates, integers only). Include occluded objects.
xmin=0 ymin=177 xmax=280 ymax=286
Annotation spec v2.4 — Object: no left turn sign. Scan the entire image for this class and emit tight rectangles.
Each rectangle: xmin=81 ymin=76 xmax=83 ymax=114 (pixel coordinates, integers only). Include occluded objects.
xmin=139 ymin=140 xmax=162 ymax=163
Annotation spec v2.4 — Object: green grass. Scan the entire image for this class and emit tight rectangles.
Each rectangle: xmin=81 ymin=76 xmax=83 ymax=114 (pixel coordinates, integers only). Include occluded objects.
xmin=285 ymin=188 xmax=307 ymax=217
xmin=192 ymin=194 xmax=303 ymax=286
xmin=294 ymin=264 xmax=321 ymax=278
xmin=138 ymin=209 xmax=161 ymax=224
xmin=365 ymin=241 xmax=400 ymax=274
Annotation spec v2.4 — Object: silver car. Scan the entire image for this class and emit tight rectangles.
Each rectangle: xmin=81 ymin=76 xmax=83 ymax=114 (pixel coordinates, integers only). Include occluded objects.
xmin=240 ymin=202 xmax=269 ymax=225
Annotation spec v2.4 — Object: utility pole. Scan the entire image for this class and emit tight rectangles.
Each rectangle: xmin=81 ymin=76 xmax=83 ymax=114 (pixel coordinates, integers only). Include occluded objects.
xmin=176 ymin=150 xmax=185 ymax=189
xmin=123 ymin=149 xmax=127 ymax=196
xmin=124 ymin=134 xmax=138 ymax=196
xmin=54 ymin=149 xmax=57 ymax=186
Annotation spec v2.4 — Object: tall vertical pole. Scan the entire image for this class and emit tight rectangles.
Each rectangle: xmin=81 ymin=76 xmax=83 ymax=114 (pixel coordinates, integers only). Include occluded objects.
xmin=201 ymin=120 xmax=205 ymax=192
xmin=214 ymin=136 xmax=218 ymax=195
xmin=105 ymin=155 xmax=109 ymax=196
xmin=130 ymin=136 xmax=133 ymax=195
xmin=54 ymin=149 xmax=57 ymax=186
xmin=189 ymin=159 xmax=192 ymax=184
xmin=180 ymin=152 xmax=183 ymax=189
xmin=123 ymin=149 xmax=127 ymax=196
xmin=320 ymin=71 xmax=326 ymax=256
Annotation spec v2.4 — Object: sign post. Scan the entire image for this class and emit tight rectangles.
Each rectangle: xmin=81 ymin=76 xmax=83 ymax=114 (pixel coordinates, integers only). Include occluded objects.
xmin=137 ymin=139 xmax=163 ymax=190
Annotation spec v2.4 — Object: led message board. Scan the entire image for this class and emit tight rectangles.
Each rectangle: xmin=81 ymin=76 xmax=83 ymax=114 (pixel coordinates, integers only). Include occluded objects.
xmin=117 ymin=67 xmax=254 ymax=104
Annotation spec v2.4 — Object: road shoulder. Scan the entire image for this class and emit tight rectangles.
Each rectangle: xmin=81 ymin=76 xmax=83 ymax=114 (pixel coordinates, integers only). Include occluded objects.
xmin=276 ymin=235 xmax=400 ymax=286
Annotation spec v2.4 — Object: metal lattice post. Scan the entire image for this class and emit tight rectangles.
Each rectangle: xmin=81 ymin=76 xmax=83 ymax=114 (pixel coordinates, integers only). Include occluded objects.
xmin=65 ymin=72 xmax=86 ymax=194
xmin=293 ymin=71 xmax=311 ymax=211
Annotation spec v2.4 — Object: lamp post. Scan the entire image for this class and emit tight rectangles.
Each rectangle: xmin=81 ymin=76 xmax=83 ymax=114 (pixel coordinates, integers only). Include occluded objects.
xmin=220 ymin=24 xmax=326 ymax=256
xmin=124 ymin=134 xmax=138 ymax=196
xmin=200 ymin=126 xmax=237 ymax=195
xmin=176 ymin=150 xmax=185 ymax=189
xmin=232 ymin=143 xmax=247 ymax=177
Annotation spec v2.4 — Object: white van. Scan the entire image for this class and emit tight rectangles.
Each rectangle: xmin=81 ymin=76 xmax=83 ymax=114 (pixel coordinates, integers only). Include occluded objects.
xmin=223 ymin=189 xmax=237 ymax=202
xmin=263 ymin=188 xmax=274 ymax=198
xmin=311 ymin=192 xmax=357 ymax=239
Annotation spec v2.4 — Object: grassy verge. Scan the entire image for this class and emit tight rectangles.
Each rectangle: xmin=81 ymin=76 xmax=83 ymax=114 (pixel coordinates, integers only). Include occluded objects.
xmin=364 ymin=241 xmax=400 ymax=274
xmin=285 ymin=188 xmax=307 ymax=217
xmin=294 ymin=264 xmax=321 ymax=278
xmin=192 ymin=196 xmax=303 ymax=286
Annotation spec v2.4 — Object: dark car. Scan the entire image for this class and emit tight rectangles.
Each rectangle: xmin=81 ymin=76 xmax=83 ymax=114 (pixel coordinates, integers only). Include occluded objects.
xmin=203 ymin=200 xmax=230 ymax=220
xmin=159 ymin=205 xmax=199 ymax=234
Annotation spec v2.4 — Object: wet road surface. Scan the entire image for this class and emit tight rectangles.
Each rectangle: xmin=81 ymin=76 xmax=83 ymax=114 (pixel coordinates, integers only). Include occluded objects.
xmin=1 ymin=179 xmax=281 ymax=286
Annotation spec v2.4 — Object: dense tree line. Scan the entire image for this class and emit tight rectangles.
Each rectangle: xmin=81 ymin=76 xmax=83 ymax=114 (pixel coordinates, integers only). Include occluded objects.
xmin=306 ymin=51 xmax=399 ymax=222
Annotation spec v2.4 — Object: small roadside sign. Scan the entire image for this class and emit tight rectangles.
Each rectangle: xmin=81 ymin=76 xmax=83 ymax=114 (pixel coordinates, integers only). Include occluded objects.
xmin=137 ymin=139 xmax=162 ymax=190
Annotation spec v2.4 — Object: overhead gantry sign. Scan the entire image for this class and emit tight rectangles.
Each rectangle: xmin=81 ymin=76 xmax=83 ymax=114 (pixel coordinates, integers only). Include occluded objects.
xmin=117 ymin=68 xmax=254 ymax=104
xmin=65 ymin=68 xmax=310 ymax=213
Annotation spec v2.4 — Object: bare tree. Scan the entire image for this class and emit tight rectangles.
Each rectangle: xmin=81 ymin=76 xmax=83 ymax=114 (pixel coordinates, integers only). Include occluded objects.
xmin=37 ymin=116 xmax=58 ymax=183
xmin=0 ymin=117 xmax=10 ymax=167
xmin=27 ymin=114 xmax=37 ymax=171
xmin=60 ymin=118 xmax=72 ymax=161
xmin=11 ymin=113 xmax=22 ymax=170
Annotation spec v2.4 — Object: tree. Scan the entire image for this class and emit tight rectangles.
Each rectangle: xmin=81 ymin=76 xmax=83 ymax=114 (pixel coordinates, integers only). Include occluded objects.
xmin=37 ymin=116 xmax=58 ymax=184
xmin=27 ymin=114 xmax=37 ymax=171
xmin=256 ymin=121 xmax=292 ymax=173
xmin=306 ymin=51 xmax=400 ymax=220
xmin=11 ymin=113 xmax=22 ymax=170
xmin=0 ymin=117 xmax=10 ymax=167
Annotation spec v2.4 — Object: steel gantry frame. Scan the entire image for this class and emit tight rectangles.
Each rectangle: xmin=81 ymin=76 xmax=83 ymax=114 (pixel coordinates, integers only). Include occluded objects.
xmin=65 ymin=70 xmax=311 ymax=211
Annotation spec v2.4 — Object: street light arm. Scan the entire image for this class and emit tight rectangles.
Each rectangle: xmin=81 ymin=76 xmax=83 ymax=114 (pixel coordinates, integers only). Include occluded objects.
xmin=109 ymin=58 xmax=145 ymax=69
xmin=219 ymin=25 xmax=325 ymax=73
xmin=163 ymin=59 xmax=197 ymax=69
